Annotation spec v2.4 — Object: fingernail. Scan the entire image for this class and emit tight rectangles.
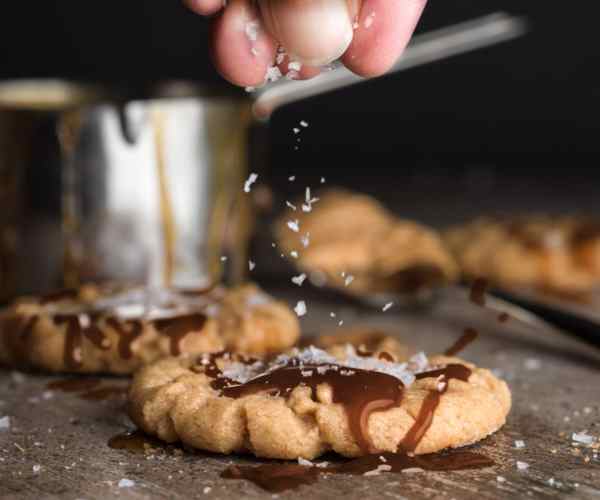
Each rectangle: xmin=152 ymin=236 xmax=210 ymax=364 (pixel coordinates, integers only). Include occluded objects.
xmin=259 ymin=0 xmax=356 ymax=66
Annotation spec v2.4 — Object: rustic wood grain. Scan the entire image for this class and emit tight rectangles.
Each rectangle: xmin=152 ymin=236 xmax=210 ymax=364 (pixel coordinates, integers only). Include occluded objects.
xmin=1 ymin=286 xmax=599 ymax=499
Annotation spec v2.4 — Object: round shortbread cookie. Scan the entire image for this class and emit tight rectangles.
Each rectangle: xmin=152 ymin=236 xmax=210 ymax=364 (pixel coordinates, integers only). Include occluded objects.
xmin=0 ymin=283 xmax=299 ymax=375
xmin=276 ymin=189 xmax=458 ymax=295
xmin=128 ymin=344 xmax=510 ymax=460
xmin=445 ymin=216 xmax=600 ymax=294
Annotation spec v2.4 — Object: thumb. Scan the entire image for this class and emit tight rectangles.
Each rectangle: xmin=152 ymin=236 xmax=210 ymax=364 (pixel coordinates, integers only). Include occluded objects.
xmin=258 ymin=0 xmax=361 ymax=66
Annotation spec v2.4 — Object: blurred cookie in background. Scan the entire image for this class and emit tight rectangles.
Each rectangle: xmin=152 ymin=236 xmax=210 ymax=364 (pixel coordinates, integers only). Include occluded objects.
xmin=444 ymin=216 xmax=600 ymax=295
xmin=275 ymin=189 xmax=459 ymax=297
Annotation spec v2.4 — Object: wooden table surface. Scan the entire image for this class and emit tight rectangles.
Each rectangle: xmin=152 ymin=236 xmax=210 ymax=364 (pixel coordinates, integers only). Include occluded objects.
xmin=1 ymin=286 xmax=599 ymax=500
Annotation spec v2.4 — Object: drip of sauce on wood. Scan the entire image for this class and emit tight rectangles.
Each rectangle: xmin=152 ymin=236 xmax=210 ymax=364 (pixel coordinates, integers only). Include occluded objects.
xmin=469 ymin=278 xmax=489 ymax=307
xmin=153 ymin=313 xmax=208 ymax=355
xmin=108 ymin=430 xmax=167 ymax=454
xmin=444 ymin=328 xmax=478 ymax=357
xmin=47 ymin=378 xmax=102 ymax=392
xmin=222 ymin=450 xmax=494 ymax=493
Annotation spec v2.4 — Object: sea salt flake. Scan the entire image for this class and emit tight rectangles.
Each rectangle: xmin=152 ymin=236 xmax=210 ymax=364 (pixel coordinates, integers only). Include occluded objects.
xmin=402 ymin=467 xmax=424 ymax=474
xmin=245 ymin=20 xmax=260 ymax=42
xmin=33 ymin=464 xmax=41 ymax=474
xmin=364 ymin=12 xmax=376 ymax=29
xmin=320 ymin=177 xmax=326 ymax=184
xmin=291 ymin=274 xmax=307 ymax=286
xmin=298 ymin=457 xmax=313 ymax=467
xmin=0 ymin=416 xmax=10 ymax=430
xmin=300 ymin=120 xmax=309 ymax=128
xmin=244 ymin=173 xmax=258 ymax=193
xmin=265 ymin=65 xmax=282 ymax=83
xmin=516 ymin=461 xmax=530 ymax=471
xmin=288 ymin=176 xmax=296 ymax=181
xmin=382 ymin=302 xmax=394 ymax=312
xmin=290 ymin=251 xmax=299 ymax=259
xmin=301 ymin=233 xmax=310 ymax=248
xmin=203 ymin=486 xmax=212 ymax=494
xmin=294 ymin=301 xmax=307 ymax=317
xmin=301 ymin=370 xmax=313 ymax=377
xmin=344 ymin=275 xmax=355 ymax=287
xmin=248 ymin=260 xmax=256 ymax=271
xmin=293 ymin=128 xmax=300 ymax=134
xmin=572 ymin=432 xmax=596 ymax=445
xmin=364 ymin=464 xmax=391 ymax=476
xmin=220 ymin=256 xmax=228 ymax=262
xmin=287 ymin=220 xmax=300 ymax=233
xmin=118 ymin=478 xmax=135 ymax=488
xmin=514 ymin=440 xmax=526 ymax=449
xmin=286 ymin=201 xmax=297 ymax=211
xmin=496 ymin=475 xmax=506 ymax=483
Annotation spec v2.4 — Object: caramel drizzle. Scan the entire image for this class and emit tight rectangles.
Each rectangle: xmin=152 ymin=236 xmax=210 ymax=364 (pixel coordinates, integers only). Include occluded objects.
xmin=199 ymin=354 xmax=472 ymax=455
xmin=54 ymin=314 xmax=109 ymax=369
xmin=153 ymin=313 xmax=208 ymax=355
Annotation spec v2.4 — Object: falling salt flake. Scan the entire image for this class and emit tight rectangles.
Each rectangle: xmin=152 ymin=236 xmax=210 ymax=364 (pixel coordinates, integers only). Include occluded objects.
xmin=300 ymin=120 xmax=309 ymax=128
xmin=203 ymin=486 xmax=212 ymax=494
xmin=288 ymin=176 xmax=296 ymax=181
xmin=584 ymin=407 xmax=593 ymax=415
xmin=286 ymin=201 xmax=297 ymax=211
xmin=288 ymin=61 xmax=302 ymax=72
xmin=243 ymin=173 xmax=258 ymax=193
xmin=220 ymin=256 xmax=228 ymax=262
xmin=572 ymin=432 xmax=596 ymax=445
xmin=293 ymin=128 xmax=300 ymax=134
xmin=524 ymin=358 xmax=541 ymax=371
xmin=248 ymin=260 xmax=256 ymax=271
xmin=514 ymin=440 xmax=526 ymax=449
xmin=245 ymin=20 xmax=260 ymax=42
xmin=344 ymin=275 xmax=355 ymax=287
xmin=320 ymin=177 xmax=326 ymax=184
xmin=245 ymin=86 xmax=256 ymax=93
xmin=496 ymin=476 xmax=506 ymax=483
xmin=0 ymin=416 xmax=10 ymax=430
xmin=338 ymin=320 xmax=344 ymax=326
xmin=330 ymin=312 xmax=336 ymax=318
xmin=382 ymin=302 xmax=394 ymax=312
xmin=287 ymin=220 xmax=300 ymax=233
xmin=516 ymin=461 xmax=530 ymax=471
xmin=290 ymin=251 xmax=299 ymax=259
xmin=33 ymin=464 xmax=41 ymax=474
xmin=291 ymin=274 xmax=307 ymax=287
xmin=294 ymin=301 xmax=307 ymax=317
xmin=363 ymin=464 xmax=392 ymax=476
xmin=118 ymin=479 xmax=135 ymax=488
xmin=301 ymin=233 xmax=310 ymax=248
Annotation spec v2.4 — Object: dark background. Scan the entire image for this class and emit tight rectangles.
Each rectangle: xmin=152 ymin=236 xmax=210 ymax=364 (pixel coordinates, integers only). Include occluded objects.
xmin=1 ymin=1 xmax=599 ymax=224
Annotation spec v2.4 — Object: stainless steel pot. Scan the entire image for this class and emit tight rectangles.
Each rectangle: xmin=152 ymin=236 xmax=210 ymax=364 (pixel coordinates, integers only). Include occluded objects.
xmin=0 ymin=13 xmax=525 ymax=302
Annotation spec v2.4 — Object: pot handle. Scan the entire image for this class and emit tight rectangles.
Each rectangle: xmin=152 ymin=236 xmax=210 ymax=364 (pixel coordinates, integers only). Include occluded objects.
xmin=253 ymin=11 xmax=527 ymax=119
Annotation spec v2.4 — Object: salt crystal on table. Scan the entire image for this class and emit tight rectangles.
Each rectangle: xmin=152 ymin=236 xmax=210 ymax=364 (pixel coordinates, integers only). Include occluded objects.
xmin=118 ymin=478 xmax=135 ymax=488
xmin=0 ymin=416 xmax=10 ymax=430
xmin=382 ymin=302 xmax=394 ymax=312
xmin=287 ymin=220 xmax=300 ymax=233
xmin=293 ymin=128 xmax=300 ymax=134
xmin=300 ymin=120 xmax=309 ymax=128
xmin=33 ymin=465 xmax=41 ymax=474
xmin=321 ymin=177 xmax=326 ymax=183
xmin=572 ymin=431 xmax=595 ymax=445
xmin=245 ymin=20 xmax=260 ymax=42
xmin=516 ymin=461 xmax=529 ymax=471
xmin=248 ymin=261 xmax=256 ymax=271
xmin=298 ymin=457 xmax=313 ymax=467
xmin=294 ymin=301 xmax=307 ymax=317
xmin=291 ymin=274 xmax=307 ymax=286
xmin=286 ymin=201 xmax=297 ymax=211
xmin=243 ymin=173 xmax=258 ymax=193
xmin=524 ymin=358 xmax=541 ymax=370
xmin=203 ymin=486 xmax=212 ymax=494
xmin=496 ymin=476 xmax=506 ymax=483
xmin=288 ymin=176 xmax=296 ymax=181
xmin=514 ymin=440 xmax=526 ymax=449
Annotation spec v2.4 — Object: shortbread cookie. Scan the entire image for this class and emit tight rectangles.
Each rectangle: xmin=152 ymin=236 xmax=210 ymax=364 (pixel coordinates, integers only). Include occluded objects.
xmin=445 ymin=216 xmax=600 ymax=293
xmin=276 ymin=189 xmax=458 ymax=295
xmin=128 ymin=345 xmax=510 ymax=460
xmin=0 ymin=284 xmax=299 ymax=375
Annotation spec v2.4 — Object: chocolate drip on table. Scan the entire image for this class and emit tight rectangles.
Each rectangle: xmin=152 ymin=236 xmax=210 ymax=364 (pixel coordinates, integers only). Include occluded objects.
xmin=222 ymin=450 xmax=494 ymax=493
xmin=444 ymin=328 xmax=478 ymax=357
xmin=105 ymin=318 xmax=143 ymax=360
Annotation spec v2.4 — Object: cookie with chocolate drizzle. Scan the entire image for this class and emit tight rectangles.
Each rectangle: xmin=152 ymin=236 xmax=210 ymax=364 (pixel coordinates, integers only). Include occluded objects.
xmin=0 ymin=283 xmax=299 ymax=374
xmin=445 ymin=216 xmax=600 ymax=295
xmin=128 ymin=333 xmax=510 ymax=460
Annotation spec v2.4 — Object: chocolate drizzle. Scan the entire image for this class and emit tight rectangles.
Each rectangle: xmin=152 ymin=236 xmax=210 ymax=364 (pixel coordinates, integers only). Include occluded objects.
xmin=444 ymin=328 xmax=479 ymax=357
xmin=200 ymin=353 xmax=472 ymax=455
xmin=54 ymin=314 xmax=109 ymax=369
xmin=106 ymin=318 xmax=143 ymax=360
xmin=222 ymin=450 xmax=494 ymax=493
xmin=153 ymin=313 xmax=208 ymax=355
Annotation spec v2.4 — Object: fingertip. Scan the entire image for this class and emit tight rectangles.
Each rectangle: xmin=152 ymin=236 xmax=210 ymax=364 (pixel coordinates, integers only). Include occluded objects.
xmin=183 ymin=0 xmax=224 ymax=16
xmin=342 ymin=0 xmax=427 ymax=77
xmin=210 ymin=1 xmax=277 ymax=87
